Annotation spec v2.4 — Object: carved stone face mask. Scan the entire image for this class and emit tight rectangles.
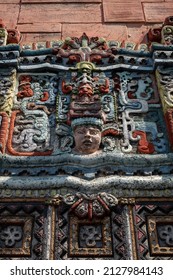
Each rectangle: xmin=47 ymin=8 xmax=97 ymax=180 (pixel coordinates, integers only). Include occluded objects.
xmin=73 ymin=125 xmax=102 ymax=154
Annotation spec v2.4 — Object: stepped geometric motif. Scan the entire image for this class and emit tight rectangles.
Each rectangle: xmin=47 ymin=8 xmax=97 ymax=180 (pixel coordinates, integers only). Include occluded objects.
xmin=132 ymin=202 xmax=173 ymax=259
xmin=54 ymin=194 xmax=131 ymax=259
xmin=0 ymin=203 xmax=47 ymax=259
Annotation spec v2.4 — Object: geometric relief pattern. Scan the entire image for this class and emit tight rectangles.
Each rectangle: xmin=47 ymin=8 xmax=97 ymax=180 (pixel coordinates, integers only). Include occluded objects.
xmin=54 ymin=204 xmax=131 ymax=260
xmin=132 ymin=202 xmax=173 ymax=259
xmin=69 ymin=215 xmax=113 ymax=257
xmin=0 ymin=216 xmax=33 ymax=256
xmin=0 ymin=202 xmax=47 ymax=259
xmin=147 ymin=216 xmax=173 ymax=255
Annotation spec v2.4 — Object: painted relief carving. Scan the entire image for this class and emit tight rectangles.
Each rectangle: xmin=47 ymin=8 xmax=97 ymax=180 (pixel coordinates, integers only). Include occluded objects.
xmin=0 ymin=19 xmax=20 ymax=46
xmin=73 ymin=123 xmax=102 ymax=154
xmin=147 ymin=216 xmax=173 ymax=255
xmin=7 ymin=74 xmax=57 ymax=156
xmin=156 ymin=67 xmax=173 ymax=149
xmin=1 ymin=17 xmax=173 ymax=261
xmin=133 ymin=204 xmax=173 ymax=259
xmin=62 ymin=192 xmax=118 ymax=257
xmin=0 ymin=216 xmax=33 ymax=256
xmin=0 ymin=203 xmax=47 ymax=259
xmin=0 ymin=68 xmax=16 ymax=114
xmin=149 ymin=16 xmax=173 ymax=45
xmin=0 ymin=112 xmax=8 ymax=153
xmin=69 ymin=216 xmax=113 ymax=257
xmin=55 ymin=59 xmax=164 ymax=154
xmin=55 ymin=61 xmax=119 ymax=154
xmin=52 ymin=194 xmax=132 ymax=259
xmin=52 ymin=33 xmax=114 ymax=65
xmin=63 ymin=192 xmax=118 ymax=219
xmin=0 ymin=28 xmax=167 ymax=156
xmin=0 ymin=19 xmax=8 ymax=46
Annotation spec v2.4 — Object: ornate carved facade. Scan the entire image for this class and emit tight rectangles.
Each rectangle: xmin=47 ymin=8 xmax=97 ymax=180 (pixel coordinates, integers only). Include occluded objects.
xmin=1 ymin=17 xmax=173 ymax=259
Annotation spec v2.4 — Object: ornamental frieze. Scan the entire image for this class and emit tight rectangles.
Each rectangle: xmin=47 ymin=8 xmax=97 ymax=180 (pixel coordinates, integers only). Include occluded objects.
xmin=1 ymin=17 xmax=173 ymax=260
xmin=0 ymin=17 xmax=173 ymax=184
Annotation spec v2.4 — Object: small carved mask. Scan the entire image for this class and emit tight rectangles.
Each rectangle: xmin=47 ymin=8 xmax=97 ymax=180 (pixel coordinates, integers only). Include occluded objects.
xmin=73 ymin=125 xmax=102 ymax=154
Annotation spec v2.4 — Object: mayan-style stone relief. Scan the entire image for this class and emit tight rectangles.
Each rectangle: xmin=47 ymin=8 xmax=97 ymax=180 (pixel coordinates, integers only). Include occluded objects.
xmin=0 ymin=68 xmax=16 ymax=114
xmin=53 ymin=193 xmax=132 ymax=260
xmin=0 ymin=19 xmax=20 ymax=46
xmin=1 ymin=16 xmax=173 ymax=260
xmin=147 ymin=216 xmax=173 ymax=255
xmin=0 ymin=112 xmax=8 ymax=153
xmin=3 ymin=64 xmax=167 ymax=156
xmin=55 ymin=63 xmax=167 ymax=155
xmin=156 ymin=67 xmax=173 ymax=149
xmin=0 ymin=203 xmax=48 ymax=259
xmin=132 ymin=202 xmax=173 ymax=259
xmin=8 ymin=74 xmax=57 ymax=156
xmin=0 ymin=27 xmax=169 ymax=156
xmin=149 ymin=16 xmax=173 ymax=45
xmin=0 ymin=20 xmax=8 ymax=46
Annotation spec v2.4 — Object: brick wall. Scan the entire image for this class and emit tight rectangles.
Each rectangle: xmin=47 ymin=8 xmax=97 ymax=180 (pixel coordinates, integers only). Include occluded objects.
xmin=2 ymin=0 xmax=173 ymax=44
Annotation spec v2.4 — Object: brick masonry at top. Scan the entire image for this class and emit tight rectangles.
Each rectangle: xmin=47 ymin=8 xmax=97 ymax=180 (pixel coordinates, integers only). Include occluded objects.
xmin=1 ymin=0 xmax=173 ymax=44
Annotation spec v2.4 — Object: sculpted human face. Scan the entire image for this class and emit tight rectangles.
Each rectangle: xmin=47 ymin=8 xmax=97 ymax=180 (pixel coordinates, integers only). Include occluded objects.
xmin=78 ymin=83 xmax=93 ymax=97
xmin=73 ymin=125 xmax=101 ymax=154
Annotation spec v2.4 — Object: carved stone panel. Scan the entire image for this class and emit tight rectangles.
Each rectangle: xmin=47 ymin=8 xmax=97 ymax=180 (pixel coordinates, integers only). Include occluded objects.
xmin=0 ymin=112 xmax=8 ymax=153
xmin=69 ymin=215 xmax=113 ymax=257
xmin=8 ymin=74 xmax=58 ymax=156
xmin=147 ymin=216 xmax=173 ymax=255
xmin=0 ymin=68 xmax=16 ymax=115
xmin=132 ymin=202 xmax=173 ymax=259
xmin=0 ymin=202 xmax=48 ymax=259
xmin=0 ymin=216 xmax=33 ymax=256
xmin=54 ymin=202 xmax=131 ymax=260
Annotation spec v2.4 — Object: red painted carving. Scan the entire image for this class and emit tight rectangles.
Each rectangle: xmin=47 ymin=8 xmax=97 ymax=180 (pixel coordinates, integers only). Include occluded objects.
xmin=69 ymin=195 xmax=111 ymax=220
xmin=148 ymin=28 xmax=161 ymax=44
xmin=0 ymin=112 xmax=8 ymax=153
xmin=133 ymin=130 xmax=155 ymax=154
xmin=148 ymin=16 xmax=173 ymax=45
xmin=7 ymin=28 xmax=21 ymax=44
xmin=61 ymin=80 xmax=73 ymax=94
xmin=7 ymin=111 xmax=52 ymax=156
xmin=99 ymin=78 xmax=110 ymax=94
xmin=17 ymin=76 xmax=34 ymax=98
xmin=53 ymin=33 xmax=113 ymax=63
xmin=102 ymin=128 xmax=119 ymax=137
xmin=40 ymin=92 xmax=49 ymax=102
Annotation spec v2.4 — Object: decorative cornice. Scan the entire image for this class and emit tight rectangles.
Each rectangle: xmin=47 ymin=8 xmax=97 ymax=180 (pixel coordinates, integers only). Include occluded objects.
xmin=0 ymin=174 xmax=173 ymax=198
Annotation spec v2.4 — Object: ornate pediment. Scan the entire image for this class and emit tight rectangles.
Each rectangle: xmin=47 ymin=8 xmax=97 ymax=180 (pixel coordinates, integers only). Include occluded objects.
xmin=0 ymin=17 xmax=172 ymax=198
